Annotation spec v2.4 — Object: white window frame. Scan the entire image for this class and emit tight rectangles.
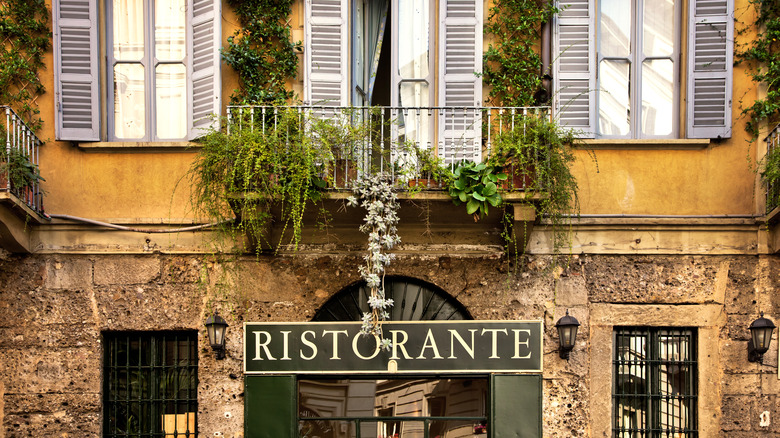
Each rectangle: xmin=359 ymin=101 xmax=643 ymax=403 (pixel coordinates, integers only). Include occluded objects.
xmin=595 ymin=0 xmax=682 ymax=139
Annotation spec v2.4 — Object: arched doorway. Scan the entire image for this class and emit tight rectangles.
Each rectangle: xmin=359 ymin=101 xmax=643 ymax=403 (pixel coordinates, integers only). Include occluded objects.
xmin=312 ymin=276 xmax=471 ymax=322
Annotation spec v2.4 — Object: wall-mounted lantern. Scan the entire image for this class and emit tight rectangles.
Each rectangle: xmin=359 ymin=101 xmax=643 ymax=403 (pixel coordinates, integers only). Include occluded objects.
xmin=205 ymin=311 xmax=229 ymax=360
xmin=555 ymin=309 xmax=580 ymax=360
xmin=748 ymin=312 xmax=775 ymax=363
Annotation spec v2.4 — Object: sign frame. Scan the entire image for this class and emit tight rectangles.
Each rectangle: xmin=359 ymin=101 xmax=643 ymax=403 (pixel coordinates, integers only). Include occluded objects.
xmin=244 ymin=320 xmax=543 ymax=375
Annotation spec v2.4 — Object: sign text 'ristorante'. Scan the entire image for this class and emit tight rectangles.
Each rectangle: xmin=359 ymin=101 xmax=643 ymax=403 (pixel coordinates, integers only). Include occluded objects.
xmin=244 ymin=321 xmax=542 ymax=374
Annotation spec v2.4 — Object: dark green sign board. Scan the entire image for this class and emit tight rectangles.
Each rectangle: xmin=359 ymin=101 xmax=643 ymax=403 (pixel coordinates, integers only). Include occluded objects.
xmin=244 ymin=320 xmax=542 ymax=374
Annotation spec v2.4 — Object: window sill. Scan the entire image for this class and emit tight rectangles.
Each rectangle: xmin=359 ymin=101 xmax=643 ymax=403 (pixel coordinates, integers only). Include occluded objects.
xmin=576 ymin=138 xmax=711 ymax=150
xmin=76 ymin=141 xmax=199 ymax=151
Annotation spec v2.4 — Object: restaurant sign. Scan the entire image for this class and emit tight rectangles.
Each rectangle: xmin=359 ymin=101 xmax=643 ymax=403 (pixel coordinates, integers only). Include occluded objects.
xmin=244 ymin=320 xmax=542 ymax=374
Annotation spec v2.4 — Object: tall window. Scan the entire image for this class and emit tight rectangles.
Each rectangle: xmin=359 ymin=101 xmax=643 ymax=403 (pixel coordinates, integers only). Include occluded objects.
xmin=598 ymin=0 xmax=679 ymax=138
xmin=108 ymin=0 xmax=188 ymax=141
xmin=554 ymin=0 xmax=733 ymax=140
xmin=104 ymin=332 xmax=198 ymax=438
xmin=613 ymin=327 xmax=697 ymax=437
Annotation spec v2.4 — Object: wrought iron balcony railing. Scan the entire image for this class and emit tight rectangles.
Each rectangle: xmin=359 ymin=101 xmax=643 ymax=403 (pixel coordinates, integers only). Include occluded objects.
xmin=767 ymin=122 xmax=780 ymax=214
xmin=226 ymin=105 xmax=551 ymax=190
xmin=2 ymin=106 xmax=44 ymax=215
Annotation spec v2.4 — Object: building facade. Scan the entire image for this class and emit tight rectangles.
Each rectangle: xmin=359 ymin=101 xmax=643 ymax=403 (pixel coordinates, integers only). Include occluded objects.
xmin=1 ymin=0 xmax=779 ymax=437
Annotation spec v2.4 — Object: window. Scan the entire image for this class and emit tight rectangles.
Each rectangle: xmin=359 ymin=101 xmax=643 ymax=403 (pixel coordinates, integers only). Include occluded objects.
xmin=613 ymin=327 xmax=697 ymax=437
xmin=554 ymin=0 xmax=733 ymax=139
xmin=598 ymin=0 xmax=679 ymax=138
xmin=305 ymin=0 xmax=483 ymax=162
xmin=103 ymin=332 xmax=198 ymax=438
xmin=52 ymin=0 xmax=221 ymax=142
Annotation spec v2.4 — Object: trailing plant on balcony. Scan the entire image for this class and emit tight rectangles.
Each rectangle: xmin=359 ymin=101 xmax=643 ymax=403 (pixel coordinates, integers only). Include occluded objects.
xmin=0 ymin=148 xmax=44 ymax=190
xmin=191 ymin=108 xmax=379 ymax=253
xmin=487 ymin=113 xmax=579 ymax=255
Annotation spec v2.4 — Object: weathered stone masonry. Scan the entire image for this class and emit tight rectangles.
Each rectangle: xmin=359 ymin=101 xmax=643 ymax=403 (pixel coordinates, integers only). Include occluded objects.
xmin=0 ymin=253 xmax=778 ymax=437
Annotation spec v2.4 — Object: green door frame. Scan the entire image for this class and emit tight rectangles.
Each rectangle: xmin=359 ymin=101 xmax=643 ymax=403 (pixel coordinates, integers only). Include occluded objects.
xmin=244 ymin=374 xmax=542 ymax=438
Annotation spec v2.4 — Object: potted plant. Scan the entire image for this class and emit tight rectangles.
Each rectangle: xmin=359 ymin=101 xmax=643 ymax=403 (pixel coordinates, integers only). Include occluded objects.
xmin=403 ymin=146 xmax=454 ymax=191
xmin=0 ymin=148 xmax=45 ymax=203
xmin=762 ymin=145 xmax=780 ymax=211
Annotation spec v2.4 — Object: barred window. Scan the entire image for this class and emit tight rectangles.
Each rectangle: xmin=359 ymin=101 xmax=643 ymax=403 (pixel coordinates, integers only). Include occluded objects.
xmin=613 ymin=328 xmax=697 ymax=437
xmin=104 ymin=331 xmax=198 ymax=438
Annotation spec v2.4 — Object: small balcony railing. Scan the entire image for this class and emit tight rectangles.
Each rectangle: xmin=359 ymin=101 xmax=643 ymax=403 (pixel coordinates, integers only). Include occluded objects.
xmin=2 ymin=106 xmax=44 ymax=214
xmin=767 ymin=122 xmax=780 ymax=213
xmin=226 ymin=105 xmax=551 ymax=190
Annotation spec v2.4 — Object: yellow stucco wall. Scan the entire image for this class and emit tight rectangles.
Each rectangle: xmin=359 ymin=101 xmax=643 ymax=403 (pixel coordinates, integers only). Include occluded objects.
xmin=32 ymin=0 xmax=763 ymax=223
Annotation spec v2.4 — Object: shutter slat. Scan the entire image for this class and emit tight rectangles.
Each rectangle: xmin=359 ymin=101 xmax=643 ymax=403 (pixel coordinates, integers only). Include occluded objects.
xmin=439 ymin=0 xmax=482 ymax=164
xmin=188 ymin=0 xmax=221 ymax=140
xmin=687 ymin=0 xmax=732 ymax=139
xmin=54 ymin=0 xmax=99 ymax=141
xmin=306 ymin=0 xmax=348 ymax=105
xmin=554 ymin=0 xmax=595 ymax=137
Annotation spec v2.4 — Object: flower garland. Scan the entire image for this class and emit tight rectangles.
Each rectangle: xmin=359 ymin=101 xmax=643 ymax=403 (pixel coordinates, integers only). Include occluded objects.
xmin=347 ymin=174 xmax=401 ymax=350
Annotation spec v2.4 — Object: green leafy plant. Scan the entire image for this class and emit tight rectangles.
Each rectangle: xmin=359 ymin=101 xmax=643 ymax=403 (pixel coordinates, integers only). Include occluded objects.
xmin=483 ymin=0 xmax=559 ymax=106
xmin=736 ymin=0 xmax=780 ymax=136
xmin=487 ymin=113 xmax=579 ymax=256
xmin=762 ymin=145 xmax=780 ymax=211
xmin=191 ymin=108 xmax=380 ymax=253
xmin=0 ymin=148 xmax=45 ymax=190
xmin=449 ymin=161 xmax=507 ymax=219
xmin=0 ymin=0 xmax=50 ymax=132
xmin=223 ymin=0 xmax=300 ymax=104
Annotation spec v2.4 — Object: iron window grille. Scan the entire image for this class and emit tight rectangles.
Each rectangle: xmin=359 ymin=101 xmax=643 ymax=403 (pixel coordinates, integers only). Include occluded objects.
xmin=104 ymin=331 xmax=198 ymax=438
xmin=613 ymin=327 xmax=697 ymax=437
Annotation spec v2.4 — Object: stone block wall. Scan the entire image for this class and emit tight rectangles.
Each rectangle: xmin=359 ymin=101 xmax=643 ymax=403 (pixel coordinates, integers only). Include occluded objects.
xmin=0 ymin=252 xmax=777 ymax=436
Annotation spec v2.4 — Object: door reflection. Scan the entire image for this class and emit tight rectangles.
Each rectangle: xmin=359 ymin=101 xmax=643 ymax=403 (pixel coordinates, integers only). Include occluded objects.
xmin=298 ymin=378 xmax=488 ymax=438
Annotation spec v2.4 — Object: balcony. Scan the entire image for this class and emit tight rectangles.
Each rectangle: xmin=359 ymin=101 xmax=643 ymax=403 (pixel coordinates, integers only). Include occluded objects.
xmin=1 ymin=105 xmax=47 ymax=252
xmin=209 ymin=105 xmax=571 ymax=254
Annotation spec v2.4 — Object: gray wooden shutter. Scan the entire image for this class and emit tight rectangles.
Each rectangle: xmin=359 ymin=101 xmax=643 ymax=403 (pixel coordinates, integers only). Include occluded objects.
xmin=438 ymin=0 xmax=483 ymax=164
xmin=188 ymin=0 xmax=221 ymax=140
xmin=305 ymin=0 xmax=349 ymax=105
xmin=553 ymin=0 xmax=595 ymax=138
xmin=686 ymin=0 xmax=733 ymax=139
xmin=53 ymin=0 xmax=99 ymax=141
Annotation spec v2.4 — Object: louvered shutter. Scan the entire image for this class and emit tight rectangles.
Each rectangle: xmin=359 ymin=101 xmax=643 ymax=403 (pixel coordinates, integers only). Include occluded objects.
xmin=53 ymin=0 xmax=99 ymax=141
xmin=553 ymin=0 xmax=595 ymax=137
xmin=305 ymin=0 xmax=349 ymax=105
xmin=188 ymin=0 xmax=221 ymax=140
xmin=686 ymin=0 xmax=733 ymax=139
xmin=438 ymin=0 xmax=483 ymax=164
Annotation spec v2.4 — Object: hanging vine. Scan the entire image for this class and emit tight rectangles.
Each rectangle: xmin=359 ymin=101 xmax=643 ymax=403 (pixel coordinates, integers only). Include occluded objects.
xmin=347 ymin=174 xmax=401 ymax=349
xmin=0 ymin=0 xmax=50 ymax=132
xmin=223 ymin=0 xmax=300 ymax=104
xmin=736 ymin=0 xmax=780 ymax=137
xmin=483 ymin=0 xmax=560 ymax=107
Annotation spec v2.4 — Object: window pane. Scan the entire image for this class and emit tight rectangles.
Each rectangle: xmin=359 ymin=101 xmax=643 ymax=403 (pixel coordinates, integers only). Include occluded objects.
xmin=155 ymin=0 xmax=186 ymax=61
xmin=643 ymin=0 xmax=675 ymax=57
xmin=398 ymin=0 xmax=429 ymax=79
xmin=114 ymin=63 xmax=146 ymax=139
xmin=155 ymin=64 xmax=187 ymax=139
xmin=113 ymin=0 xmax=145 ymax=61
xmin=399 ymin=84 xmax=430 ymax=144
xmin=600 ymin=0 xmax=631 ymax=57
xmin=641 ymin=60 xmax=674 ymax=136
xmin=598 ymin=60 xmax=630 ymax=136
